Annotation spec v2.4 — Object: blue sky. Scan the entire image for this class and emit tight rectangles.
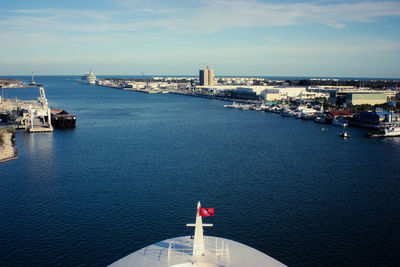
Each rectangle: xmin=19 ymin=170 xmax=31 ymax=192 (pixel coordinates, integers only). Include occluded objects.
xmin=1 ymin=0 xmax=400 ymax=77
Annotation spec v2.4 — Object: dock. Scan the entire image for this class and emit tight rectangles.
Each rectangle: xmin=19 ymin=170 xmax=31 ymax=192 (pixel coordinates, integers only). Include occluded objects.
xmin=27 ymin=125 xmax=53 ymax=133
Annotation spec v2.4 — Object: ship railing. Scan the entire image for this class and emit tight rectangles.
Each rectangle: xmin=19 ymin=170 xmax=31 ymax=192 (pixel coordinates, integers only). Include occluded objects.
xmin=167 ymin=237 xmax=230 ymax=266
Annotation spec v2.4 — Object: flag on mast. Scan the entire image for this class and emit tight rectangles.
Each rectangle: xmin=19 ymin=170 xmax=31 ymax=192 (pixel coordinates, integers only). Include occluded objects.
xmin=199 ymin=207 xmax=214 ymax=216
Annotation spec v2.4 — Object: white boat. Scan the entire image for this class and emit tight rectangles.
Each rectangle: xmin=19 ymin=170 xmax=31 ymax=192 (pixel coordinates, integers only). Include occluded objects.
xmin=300 ymin=113 xmax=316 ymax=120
xmin=224 ymin=102 xmax=252 ymax=110
xmin=382 ymin=125 xmax=400 ymax=136
xmin=109 ymin=201 xmax=286 ymax=267
xmin=81 ymin=71 xmax=96 ymax=85
xmin=314 ymin=117 xmax=326 ymax=124
xmin=300 ymin=107 xmax=318 ymax=120
xmin=365 ymin=124 xmax=400 ymax=137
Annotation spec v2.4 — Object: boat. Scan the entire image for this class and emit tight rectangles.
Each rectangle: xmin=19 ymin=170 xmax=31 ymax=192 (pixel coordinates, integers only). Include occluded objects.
xmin=314 ymin=116 xmax=326 ymax=124
xmin=29 ymin=71 xmax=36 ymax=86
xmin=299 ymin=107 xmax=318 ymax=120
xmin=109 ymin=201 xmax=286 ymax=267
xmin=300 ymin=113 xmax=316 ymax=120
xmin=280 ymin=109 xmax=293 ymax=117
xmin=365 ymin=102 xmax=400 ymax=137
xmin=365 ymin=124 xmax=400 ymax=138
xmin=51 ymin=108 xmax=76 ymax=128
xmin=339 ymin=131 xmax=350 ymax=138
xmin=81 ymin=71 xmax=96 ymax=85
xmin=224 ymin=102 xmax=252 ymax=110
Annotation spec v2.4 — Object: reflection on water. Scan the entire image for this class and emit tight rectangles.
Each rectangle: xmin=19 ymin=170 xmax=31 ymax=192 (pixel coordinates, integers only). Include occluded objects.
xmin=23 ymin=132 xmax=54 ymax=156
xmin=21 ymin=132 xmax=55 ymax=177
xmin=382 ymin=136 xmax=400 ymax=145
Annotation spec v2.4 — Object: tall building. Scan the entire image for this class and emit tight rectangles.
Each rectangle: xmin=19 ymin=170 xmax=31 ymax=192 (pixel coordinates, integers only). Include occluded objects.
xmin=199 ymin=66 xmax=214 ymax=86
xmin=199 ymin=69 xmax=208 ymax=86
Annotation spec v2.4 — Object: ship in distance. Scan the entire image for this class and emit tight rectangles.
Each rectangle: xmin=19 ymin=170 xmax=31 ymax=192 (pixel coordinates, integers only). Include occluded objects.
xmin=81 ymin=71 xmax=96 ymax=85
xmin=109 ymin=201 xmax=286 ymax=267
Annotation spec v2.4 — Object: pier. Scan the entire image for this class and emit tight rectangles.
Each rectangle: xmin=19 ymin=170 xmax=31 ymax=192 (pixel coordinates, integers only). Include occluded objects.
xmin=27 ymin=125 xmax=53 ymax=133
xmin=0 ymin=87 xmax=55 ymax=133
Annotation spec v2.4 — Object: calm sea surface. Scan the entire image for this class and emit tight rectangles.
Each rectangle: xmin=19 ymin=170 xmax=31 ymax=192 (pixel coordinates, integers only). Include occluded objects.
xmin=1 ymin=76 xmax=400 ymax=266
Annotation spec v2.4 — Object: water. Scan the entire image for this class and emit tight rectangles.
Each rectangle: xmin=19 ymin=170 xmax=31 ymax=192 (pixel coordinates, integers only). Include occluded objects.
xmin=1 ymin=76 xmax=400 ymax=266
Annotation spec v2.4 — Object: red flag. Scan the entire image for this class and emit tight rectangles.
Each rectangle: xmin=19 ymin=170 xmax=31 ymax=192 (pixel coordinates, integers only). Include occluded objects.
xmin=199 ymin=207 xmax=214 ymax=216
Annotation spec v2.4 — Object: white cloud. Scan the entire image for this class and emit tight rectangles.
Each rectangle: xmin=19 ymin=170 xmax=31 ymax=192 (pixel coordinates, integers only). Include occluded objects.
xmin=1 ymin=1 xmax=400 ymax=35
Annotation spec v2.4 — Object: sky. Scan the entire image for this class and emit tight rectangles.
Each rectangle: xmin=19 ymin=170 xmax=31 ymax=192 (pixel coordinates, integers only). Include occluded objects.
xmin=1 ymin=0 xmax=400 ymax=77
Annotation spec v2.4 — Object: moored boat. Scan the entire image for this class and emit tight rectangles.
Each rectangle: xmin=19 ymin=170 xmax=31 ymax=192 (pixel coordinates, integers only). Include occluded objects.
xmin=365 ymin=124 xmax=400 ymax=138
xmin=314 ymin=116 xmax=326 ymax=124
xmin=51 ymin=108 xmax=76 ymax=128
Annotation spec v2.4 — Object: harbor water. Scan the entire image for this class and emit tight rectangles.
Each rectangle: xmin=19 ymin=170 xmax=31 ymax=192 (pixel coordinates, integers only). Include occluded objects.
xmin=1 ymin=76 xmax=400 ymax=266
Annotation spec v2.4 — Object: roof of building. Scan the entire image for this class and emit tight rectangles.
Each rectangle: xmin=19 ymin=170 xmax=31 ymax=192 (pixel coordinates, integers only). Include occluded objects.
xmin=327 ymin=110 xmax=353 ymax=117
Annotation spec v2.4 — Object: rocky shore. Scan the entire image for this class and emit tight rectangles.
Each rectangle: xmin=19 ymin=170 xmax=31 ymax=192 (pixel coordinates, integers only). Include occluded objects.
xmin=0 ymin=129 xmax=17 ymax=162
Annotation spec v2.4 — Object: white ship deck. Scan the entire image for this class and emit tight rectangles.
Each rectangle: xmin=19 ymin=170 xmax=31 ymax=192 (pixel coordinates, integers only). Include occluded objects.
xmin=109 ymin=235 xmax=286 ymax=267
xmin=109 ymin=202 xmax=286 ymax=267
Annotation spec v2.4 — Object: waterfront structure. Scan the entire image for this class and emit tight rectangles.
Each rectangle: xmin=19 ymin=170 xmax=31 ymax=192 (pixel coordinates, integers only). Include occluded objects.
xmin=326 ymin=88 xmax=398 ymax=106
xmin=260 ymin=87 xmax=307 ymax=101
xmin=229 ymin=87 xmax=259 ymax=100
xmin=325 ymin=110 xmax=353 ymax=124
xmin=199 ymin=66 xmax=214 ymax=86
xmin=345 ymin=93 xmax=387 ymax=106
xmin=355 ymin=108 xmax=398 ymax=125
xmin=0 ymin=87 xmax=53 ymax=132
xmin=262 ymin=89 xmax=281 ymax=101
xmin=109 ymin=201 xmax=286 ymax=267
xmin=0 ymin=78 xmax=24 ymax=88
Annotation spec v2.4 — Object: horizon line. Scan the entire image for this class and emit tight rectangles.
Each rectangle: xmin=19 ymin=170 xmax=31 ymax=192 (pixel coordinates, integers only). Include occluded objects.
xmin=1 ymin=74 xmax=400 ymax=80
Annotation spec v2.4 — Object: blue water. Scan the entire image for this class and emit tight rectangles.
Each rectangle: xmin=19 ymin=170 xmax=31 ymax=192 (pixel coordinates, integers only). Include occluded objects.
xmin=1 ymin=76 xmax=400 ymax=266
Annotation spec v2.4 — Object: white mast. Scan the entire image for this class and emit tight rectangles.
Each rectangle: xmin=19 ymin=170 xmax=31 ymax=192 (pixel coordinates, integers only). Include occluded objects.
xmin=186 ymin=201 xmax=213 ymax=257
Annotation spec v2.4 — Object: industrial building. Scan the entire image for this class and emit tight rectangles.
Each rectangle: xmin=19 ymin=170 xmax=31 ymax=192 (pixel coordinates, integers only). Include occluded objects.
xmin=327 ymin=88 xmax=398 ymax=106
xmin=345 ymin=93 xmax=387 ymax=106
xmin=353 ymin=107 xmax=398 ymax=127
xmin=259 ymin=87 xmax=308 ymax=101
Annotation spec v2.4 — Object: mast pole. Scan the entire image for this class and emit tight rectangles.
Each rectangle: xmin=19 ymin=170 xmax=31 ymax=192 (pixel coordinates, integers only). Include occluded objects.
xmin=186 ymin=201 xmax=213 ymax=258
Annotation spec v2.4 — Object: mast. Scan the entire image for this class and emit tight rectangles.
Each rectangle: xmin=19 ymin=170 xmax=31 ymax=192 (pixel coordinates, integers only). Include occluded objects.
xmin=186 ymin=201 xmax=213 ymax=257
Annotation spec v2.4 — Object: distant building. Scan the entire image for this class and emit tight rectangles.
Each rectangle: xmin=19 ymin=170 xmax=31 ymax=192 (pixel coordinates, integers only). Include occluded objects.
xmin=326 ymin=110 xmax=354 ymax=122
xmin=199 ymin=66 xmax=214 ymax=86
xmin=260 ymin=86 xmax=307 ymax=101
xmin=345 ymin=93 xmax=387 ymax=106
xmin=355 ymin=108 xmax=398 ymax=126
